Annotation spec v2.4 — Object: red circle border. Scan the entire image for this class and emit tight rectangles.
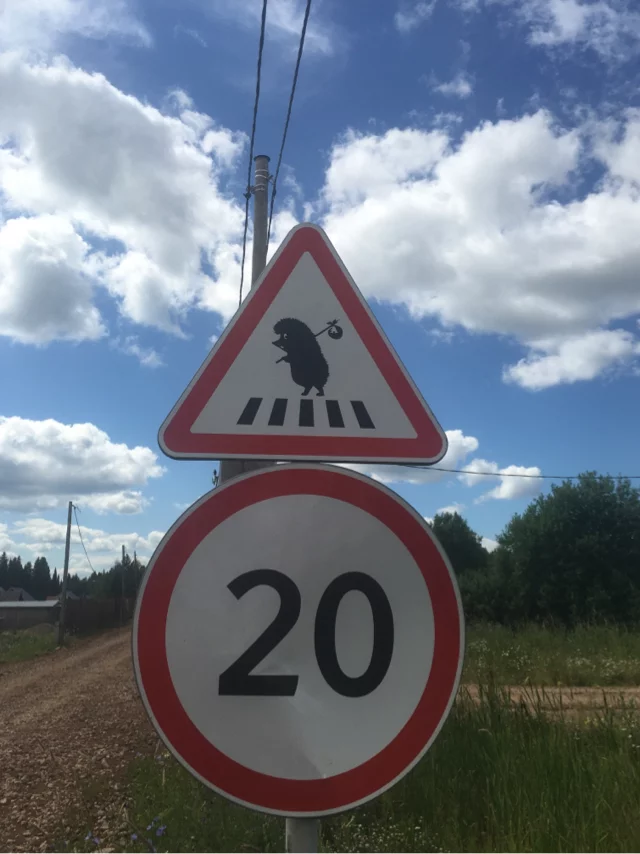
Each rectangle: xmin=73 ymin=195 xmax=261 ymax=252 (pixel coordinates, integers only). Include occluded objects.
xmin=134 ymin=465 xmax=463 ymax=814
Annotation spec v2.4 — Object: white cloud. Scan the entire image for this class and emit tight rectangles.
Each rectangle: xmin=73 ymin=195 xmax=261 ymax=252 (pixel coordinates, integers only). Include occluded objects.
xmin=342 ymin=429 xmax=478 ymax=484
xmin=0 ymin=54 xmax=248 ymax=345
xmin=395 ymin=1 xmax=437 ymax=32
xmin=430 ymin=71 xmax=474 ymax=98
xmin=111 ymin=336 xmax=164 ymax=368
xmin=490 ymin=0 xmax=640 ymax=63
xmin=482 ymin=536 xmax=499 ymax=552
xmin=0 ymin=417 xmax=164 ymax=513
xmin=435 ymin=503 xmax=466 ymax=515
xmin=204 ymin=0 xmax=336 ymax=55
xmin=459 ymin=460 xmax=543 ymax=501
xmin=0 ymin=214 xmax=105 ymax=344
xmin=10 ymin=517 xmax=164 ymax=572
xmin=317 ymin=109 xmax=640 ymax=389
xmin=503 ymin=329 xmax=640 ymax=390
xmin=0 ymin=0 xmax=151 ymax=54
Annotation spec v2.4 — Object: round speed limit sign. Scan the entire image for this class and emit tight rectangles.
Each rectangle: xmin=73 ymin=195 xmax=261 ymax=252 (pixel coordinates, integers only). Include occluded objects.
xmin=133 ymin=464 xmax=464 ymax=817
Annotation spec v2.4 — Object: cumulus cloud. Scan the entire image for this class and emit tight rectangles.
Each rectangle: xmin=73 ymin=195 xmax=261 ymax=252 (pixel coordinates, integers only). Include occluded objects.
xmin=503 ymin=329 xmax=640 ymax=390
xmin=343 ymin=429 xmax=478 ymax=484
xmin=0 ymin=0 xmax=151 ymax=54
xmin=9 ymin=517 xmax=164 ymax=573
xmin=0 ymin=417 xmax=164 ymax=513
xmin=343 ymin=430 xmax=540 ymax=502
xmin=430 ymin=71 xmax=474 ymax=98
xmin=494 ymin=0 xmax=640 ymax=63
xmin=482 ymin=536 xmax=499 ymax=552
xmin=459 ymin=460 xmax=543 ymax=501
xmin=0 ymin=54 xmax=248 ymax=345
xmin=0 ymin=214 xmax=105 ymax=344
xmin=395 ymin=1 xmax=437 ymax=32
xmin=435 ymin=503 xmax=466 ymax=515
xmin=316 ymin=109 xmax=640 ymax=389
xmin=110 ymin=336 xmax=164 ymax=368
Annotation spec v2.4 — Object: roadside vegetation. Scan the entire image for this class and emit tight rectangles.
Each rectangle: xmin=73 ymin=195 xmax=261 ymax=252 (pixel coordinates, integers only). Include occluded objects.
xmin=79 ymin=684 xmax=640 ymax=853
xmin=0 ymin=625 xmax=58 ymax=664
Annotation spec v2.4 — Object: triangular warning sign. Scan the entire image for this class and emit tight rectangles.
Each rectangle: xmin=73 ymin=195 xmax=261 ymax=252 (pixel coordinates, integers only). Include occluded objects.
xmin=159 ymin=223 xmax=447 ymax=464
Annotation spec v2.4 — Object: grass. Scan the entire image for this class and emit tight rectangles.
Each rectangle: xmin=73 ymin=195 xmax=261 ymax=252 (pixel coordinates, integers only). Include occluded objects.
xmin=0 ymin=627 xmax=58 ymax=663
xmin=464 ymin=622 xmax=640 ymax=686
xmin=88 ymin=682 xmax=640 ymax=853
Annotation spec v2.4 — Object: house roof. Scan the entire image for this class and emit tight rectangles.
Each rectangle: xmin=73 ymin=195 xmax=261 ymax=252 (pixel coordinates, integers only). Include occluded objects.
xmin=0 ymin=586 xmax=34 ymax=602
xmin=0 ymin=600 xmax=60 ymax=609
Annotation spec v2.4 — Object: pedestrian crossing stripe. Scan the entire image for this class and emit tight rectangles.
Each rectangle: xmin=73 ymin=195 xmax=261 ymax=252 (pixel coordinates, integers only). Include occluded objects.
xmin=237 ymin=398 xmax=376 ymax=430
xmin=158 ymin=222 xmax=447 ymax=465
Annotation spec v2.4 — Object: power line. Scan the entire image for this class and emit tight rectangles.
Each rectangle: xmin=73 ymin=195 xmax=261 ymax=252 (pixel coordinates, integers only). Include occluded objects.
xmin=239 ymin=0 xmax=269 ymax=307
xmin=72 ymin=504 xmax=96 ymax=574
xmin=402 ymin=465 xmax=640 ymax=480
xmin=267 ymin=0 xmax=312 ymax=244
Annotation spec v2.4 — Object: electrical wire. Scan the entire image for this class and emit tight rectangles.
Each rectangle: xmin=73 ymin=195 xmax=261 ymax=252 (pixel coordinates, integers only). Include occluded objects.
xmin=401 ymin=465 xmax=640 ymax=480
xmin=267 ymin=0 xmax=312 ymax=244
xmin=239 ymin=0 xmax=269 ymax=307
xmin=73 ymin=504 xmax=96 ymax=574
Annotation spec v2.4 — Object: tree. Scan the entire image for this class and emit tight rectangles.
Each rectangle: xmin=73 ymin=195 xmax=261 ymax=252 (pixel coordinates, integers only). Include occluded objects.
xmin=496 ymin=472 xmax=640 ymax=626
xmin=0 ymin=552 xmax=8 ymax=590
xmin=7 ymin=556 xmax=23 ymax=588
xmin=32 ymin=557 xmax=52 ymax=600
xmin=431 ymin=512 xmax=489 ymax=577
xmin=50 ymin=568 xmax=61 ymax=596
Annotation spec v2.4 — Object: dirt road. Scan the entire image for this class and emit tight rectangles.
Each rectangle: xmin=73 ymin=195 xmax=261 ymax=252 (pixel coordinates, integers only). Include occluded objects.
xmin=0 ymin=628 xmax=155 ymax=853
xmin=2 ymin=630 xmax=640 ymax=853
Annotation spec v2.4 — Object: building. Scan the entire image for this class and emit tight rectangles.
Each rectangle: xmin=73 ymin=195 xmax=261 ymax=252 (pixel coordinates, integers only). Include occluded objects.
xmin=0 ymin=586 xmax=34 ymax=602
xmin=0 ymin=600 xmax=60 ymax=631
xmin=46 ymin=591 xmax=80 ymax=601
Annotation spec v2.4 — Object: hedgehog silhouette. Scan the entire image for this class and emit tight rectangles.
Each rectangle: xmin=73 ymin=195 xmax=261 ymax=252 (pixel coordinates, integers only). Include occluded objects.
xmin=273 ymin=317 xmax=330 ymax=396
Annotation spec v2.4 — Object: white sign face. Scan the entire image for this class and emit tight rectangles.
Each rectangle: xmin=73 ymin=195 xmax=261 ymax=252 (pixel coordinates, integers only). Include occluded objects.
xmin=192 ymin=252 xmax=416 ymax=441
xmin=158 ymin=223 xmax=447 ymax=464
xmin=133 ymin=464 xmax=464 ymax=817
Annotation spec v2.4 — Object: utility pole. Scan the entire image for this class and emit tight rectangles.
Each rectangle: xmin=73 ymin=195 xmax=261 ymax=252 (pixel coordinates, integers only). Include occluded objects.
xmin=219 ymin=154 xmax=273 ymax=485
xmin=121 ymin=544 xmax=126 ymax=626
xmin=57 ymin=501 xmax=73 ymax=647
xmin=219 ymin=154 xmax=318 ymax=853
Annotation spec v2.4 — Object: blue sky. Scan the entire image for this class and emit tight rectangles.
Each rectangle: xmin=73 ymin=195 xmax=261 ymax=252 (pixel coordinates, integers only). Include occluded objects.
xmin=1 ymin=0 xmax=639 ymax=575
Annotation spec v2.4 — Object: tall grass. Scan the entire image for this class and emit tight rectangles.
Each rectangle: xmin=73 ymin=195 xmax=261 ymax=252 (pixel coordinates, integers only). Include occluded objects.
xmin=464 ymin=623 xmax=640 ymax=685
xmin=110 ymin=683 xmax=640 ymax=853
xmin=0 ymin=628 xmax=57 ymax=664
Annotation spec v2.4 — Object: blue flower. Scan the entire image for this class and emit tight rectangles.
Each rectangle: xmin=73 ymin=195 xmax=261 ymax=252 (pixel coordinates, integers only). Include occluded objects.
xmin=92 ymin=837 xmax=100 ymax=846
xmin=131 ymin=833 xmax=138 ymax=841
xmin=156 ymin=826 xmax=166 ymax=837
xmin=85 ymin=832 xmax=91 ymax=841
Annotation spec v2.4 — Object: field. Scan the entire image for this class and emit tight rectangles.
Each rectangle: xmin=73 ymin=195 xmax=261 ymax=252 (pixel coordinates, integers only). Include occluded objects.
xmin=87 ymin=624 xmax=640 ymax=854
xmin=464 ymin=622 xmax=640 ymax=686
xmin=0 ymin=626 xmax=58 ymax=664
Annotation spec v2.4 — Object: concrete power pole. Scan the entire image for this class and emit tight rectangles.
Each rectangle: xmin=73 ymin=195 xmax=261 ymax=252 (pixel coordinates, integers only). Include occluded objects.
xmin=121 ymin=544 xmax=126 ymax=625
xmin=57 ymin=501 xmax=73 ymax=647
xmin=219 ymin=154 xmax=273 ymax=485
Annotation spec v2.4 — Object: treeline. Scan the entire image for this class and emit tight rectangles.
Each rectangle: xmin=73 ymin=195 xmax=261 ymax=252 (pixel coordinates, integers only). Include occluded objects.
xmin=0 ymin=551 xmax=145 ymax=601
xmin=432 ymin=472 xmax=640 ymax=627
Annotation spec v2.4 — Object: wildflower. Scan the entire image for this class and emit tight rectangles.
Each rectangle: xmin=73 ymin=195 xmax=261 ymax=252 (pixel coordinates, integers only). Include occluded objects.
xmin=156 ymin=826 xmax=167 ymax=837
xmin=85 ymin=832 xmax=92 ymax=841
xmin=92 ymin=838 xmax=100 ymax=846
xmin=131 ymin=833 xmax=138 ymax=841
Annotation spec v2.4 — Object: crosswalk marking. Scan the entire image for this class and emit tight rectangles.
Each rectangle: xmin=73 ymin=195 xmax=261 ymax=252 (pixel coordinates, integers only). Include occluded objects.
xmin=235 ymin=398 xmax=376 ymax=430
xmin=268 ymin=398 xmax=287 ymax=426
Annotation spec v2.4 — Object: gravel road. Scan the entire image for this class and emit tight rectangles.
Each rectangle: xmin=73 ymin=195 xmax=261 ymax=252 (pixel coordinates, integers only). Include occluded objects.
xmin=0 ymin=628 xmax=154 ymax=853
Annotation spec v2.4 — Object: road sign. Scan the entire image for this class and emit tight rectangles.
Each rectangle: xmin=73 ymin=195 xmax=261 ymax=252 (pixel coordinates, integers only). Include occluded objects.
xmin=133 ymin=463 xmax=464 ymax=817
xmin=158 ymin=222 xmax=447 ymax=464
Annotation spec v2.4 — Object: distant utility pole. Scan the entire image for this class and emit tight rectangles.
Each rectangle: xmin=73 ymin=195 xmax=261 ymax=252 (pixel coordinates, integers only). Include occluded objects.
xmin=57 ymin=501 xmax=73 ymax=647
xmin=121 ymin=544 xmax=126 ymax=626
xmin=219 ymin=154 xmax=273 ymax=486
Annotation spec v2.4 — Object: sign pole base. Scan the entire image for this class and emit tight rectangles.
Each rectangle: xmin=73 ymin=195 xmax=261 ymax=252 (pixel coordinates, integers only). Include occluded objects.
xmin=286 ymin=818 xmax=319 ymax=853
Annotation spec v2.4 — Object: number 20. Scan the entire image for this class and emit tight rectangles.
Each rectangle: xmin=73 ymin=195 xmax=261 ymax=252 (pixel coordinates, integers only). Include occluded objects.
xmin=218 ymin=569 xmax=394 ymax=698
